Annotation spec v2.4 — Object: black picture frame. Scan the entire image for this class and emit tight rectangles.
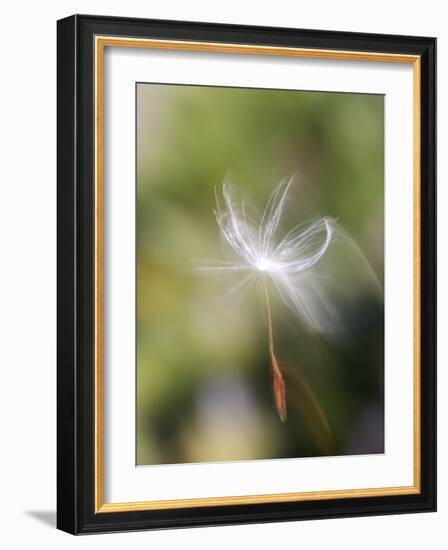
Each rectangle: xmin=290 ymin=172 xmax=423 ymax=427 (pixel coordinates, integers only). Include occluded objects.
xmin=57 ymin=14 xmax=436 ymax=535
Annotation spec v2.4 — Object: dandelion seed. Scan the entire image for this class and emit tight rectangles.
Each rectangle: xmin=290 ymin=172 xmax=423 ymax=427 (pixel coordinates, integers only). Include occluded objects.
xmin=196 ymin=174 xmax=345 ymax=421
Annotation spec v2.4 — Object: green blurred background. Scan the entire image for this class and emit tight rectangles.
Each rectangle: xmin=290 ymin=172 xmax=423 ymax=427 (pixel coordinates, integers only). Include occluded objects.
xmin=136 ymin=83 xmax=384 ymax=466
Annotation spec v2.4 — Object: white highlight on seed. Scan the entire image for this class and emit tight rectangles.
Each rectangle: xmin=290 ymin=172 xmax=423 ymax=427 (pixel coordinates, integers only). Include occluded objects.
xmin=255 ymin=257 xmax=281 ymax=272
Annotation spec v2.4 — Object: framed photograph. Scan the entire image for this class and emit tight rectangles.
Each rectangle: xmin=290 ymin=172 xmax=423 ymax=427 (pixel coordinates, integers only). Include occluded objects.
xmin=57 ymin=14 xmax=436 ymax=534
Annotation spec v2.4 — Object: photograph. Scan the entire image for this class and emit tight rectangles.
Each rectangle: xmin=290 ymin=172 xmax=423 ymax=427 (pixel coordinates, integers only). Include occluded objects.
xmin=0 ymin=0 xmax=442 ymax=547
xmin=136 ymin=83 xmax=385 ymax=466
xmin=55 ymin=14 xmax=436 ymax=534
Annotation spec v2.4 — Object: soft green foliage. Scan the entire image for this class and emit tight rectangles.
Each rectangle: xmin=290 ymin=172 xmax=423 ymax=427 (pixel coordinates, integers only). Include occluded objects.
xmin=136 ymin=84 xmax=384 ymax=465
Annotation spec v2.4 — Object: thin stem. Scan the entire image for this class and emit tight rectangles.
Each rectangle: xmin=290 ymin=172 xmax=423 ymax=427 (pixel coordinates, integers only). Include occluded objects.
xmin=263 ymin=278 xmax=275 ymax=360
xmin=263 ymin=278 xmax=287 ymax=421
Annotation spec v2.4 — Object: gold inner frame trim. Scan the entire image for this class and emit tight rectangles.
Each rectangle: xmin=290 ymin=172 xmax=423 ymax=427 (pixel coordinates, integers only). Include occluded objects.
xmin=94 ymin=35 xmax=421 ymax=513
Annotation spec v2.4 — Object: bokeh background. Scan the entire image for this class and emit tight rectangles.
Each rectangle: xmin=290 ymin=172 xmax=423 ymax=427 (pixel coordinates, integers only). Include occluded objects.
xmin=136 ymin=83 xmax=384 ymax=466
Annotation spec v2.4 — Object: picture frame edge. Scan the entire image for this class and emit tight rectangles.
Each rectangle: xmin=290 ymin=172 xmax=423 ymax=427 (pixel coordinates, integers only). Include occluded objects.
xmin=56 ymin=14 xmax=436 ymax=535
